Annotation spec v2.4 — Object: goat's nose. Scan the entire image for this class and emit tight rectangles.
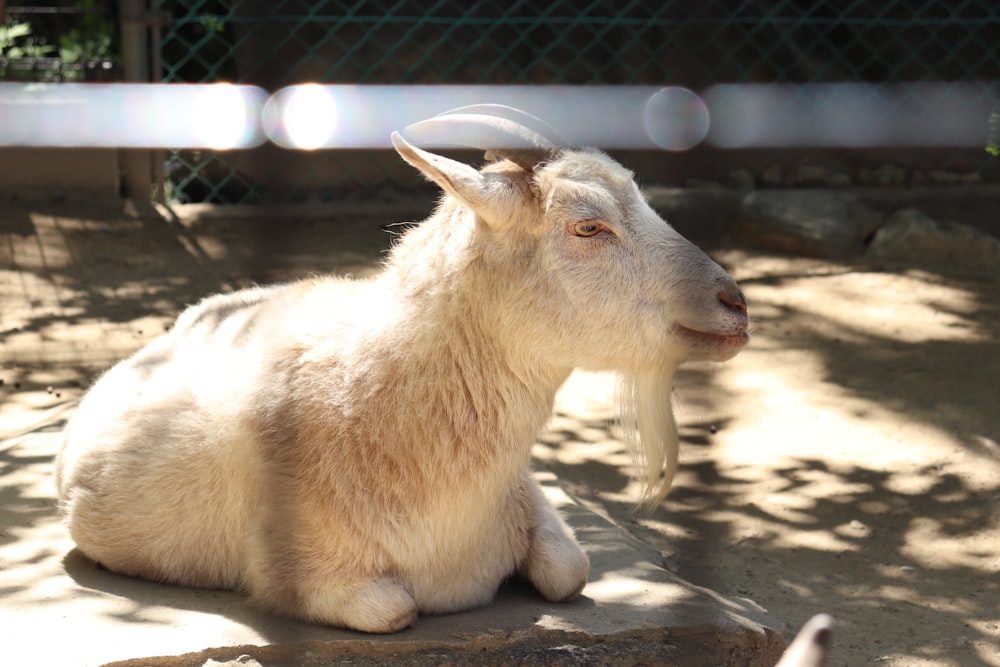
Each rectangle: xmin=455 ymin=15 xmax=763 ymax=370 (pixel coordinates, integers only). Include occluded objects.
xmin=718 ymin=287 xmax=747 ymax=315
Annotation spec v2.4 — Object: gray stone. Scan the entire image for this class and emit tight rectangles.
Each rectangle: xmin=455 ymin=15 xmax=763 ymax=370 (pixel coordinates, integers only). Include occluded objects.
xmin=202 ymin=657 xmax=262 ymax=667
xmin=859 ymin=164 xmax=906 ymax=188
xmin=643 ymin=186 xmax=742 ymax=247
xmin=909 ymin=169 xmax=929 ymax=187
xmin=927 ymin=170 xmax=961 ymax=186
xmin=825 ymin=172 xmax=853 ymax=188
xmin=683 ymin=178 xmax=725 ymax=189
xmin=866 ymin=208 xmax=1000 ymax=273
xmin=759 ymin=163 xmax=786 ymax=188
xmin=734 ymin=190 xmax=883 ymax=258
xmin=724 ymin=168 xmax=756 ymax=190
xmin=791 ymin=165 xmax=830 ymax=187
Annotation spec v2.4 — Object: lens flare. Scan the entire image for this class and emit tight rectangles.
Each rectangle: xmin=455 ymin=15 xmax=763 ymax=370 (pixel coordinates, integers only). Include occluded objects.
xmin=192 ymin=83 xmax=254 ymax=150
xmin=284 ymin=84 xmax=338 ymax=149
xmin=642 ymin=87 xmax=710 ymax=151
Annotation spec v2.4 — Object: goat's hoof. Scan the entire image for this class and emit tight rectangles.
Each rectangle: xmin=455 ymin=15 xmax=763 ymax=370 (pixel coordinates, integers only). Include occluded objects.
xmin=341 ymin=578 xmax=418 ymax=634
xmin=355 ymin=605 xmax=418 ymax=634
xmin=542 ymin=567 xmax=589 ymax=603
xmin=525 ymin=531 xmax=590 ymax=602
xmin=297 ymin=576 xmax=418 ymax=633
xmin=556 ymin=577 xmax=587 ymax=602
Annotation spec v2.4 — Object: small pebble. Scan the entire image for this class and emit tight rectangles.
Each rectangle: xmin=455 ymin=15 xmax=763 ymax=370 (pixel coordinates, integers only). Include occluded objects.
xmin=900 ymin=565 xmax=917 ymax=574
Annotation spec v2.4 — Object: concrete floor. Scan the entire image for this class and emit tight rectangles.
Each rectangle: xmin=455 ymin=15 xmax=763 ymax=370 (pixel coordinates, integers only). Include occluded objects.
xmin=0 ymin=201 xmax=787 ymax=666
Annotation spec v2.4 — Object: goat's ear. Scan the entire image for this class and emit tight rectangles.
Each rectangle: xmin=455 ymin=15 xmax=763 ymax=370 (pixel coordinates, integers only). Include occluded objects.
xmin=391 ymin=131 xmax=495 ymax=211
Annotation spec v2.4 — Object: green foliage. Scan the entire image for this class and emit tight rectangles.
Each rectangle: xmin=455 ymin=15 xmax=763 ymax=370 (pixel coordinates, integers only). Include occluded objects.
xmin=0 ymin=1 xmax=117 ymax=81
xmin=0 ymin=20 xmax=55 ymax=59
xmin=58 ymin=0 xmax=115 ymax=62
xmin=987 ymin=102 xmax=1000 ymax=157
xmin=198 ymin=14 xmax=228 ymax=35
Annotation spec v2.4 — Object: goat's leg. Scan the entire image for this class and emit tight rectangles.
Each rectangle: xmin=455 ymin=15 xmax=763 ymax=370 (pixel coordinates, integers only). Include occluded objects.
xmin=263 ymin=575 xmax=418 ymax=634
xmin=307 ymin=576 xmax=418 ymax=633
xmin=519 ymin=473 xmax=590 ymax=602
xmin=247 ymin=524 xmax=418 ymax=633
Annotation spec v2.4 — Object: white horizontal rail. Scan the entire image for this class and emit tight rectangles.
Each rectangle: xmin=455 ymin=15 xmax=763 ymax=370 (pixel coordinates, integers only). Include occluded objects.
xmin=0 ymin=82 xmax=991 ymax=151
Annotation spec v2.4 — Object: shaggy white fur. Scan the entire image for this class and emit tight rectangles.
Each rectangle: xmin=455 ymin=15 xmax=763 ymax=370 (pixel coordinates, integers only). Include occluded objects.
xmin=55 ymin=123 xmax=748 ymax=633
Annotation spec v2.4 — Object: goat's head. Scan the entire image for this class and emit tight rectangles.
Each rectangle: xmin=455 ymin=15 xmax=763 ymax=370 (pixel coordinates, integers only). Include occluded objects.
xmin=392 ymin=105 xmax=749 ymax=501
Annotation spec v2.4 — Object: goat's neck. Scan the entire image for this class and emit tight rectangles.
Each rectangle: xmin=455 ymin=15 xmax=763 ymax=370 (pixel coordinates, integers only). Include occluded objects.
xmin=378 ymin=205 xmax=572 ymax=441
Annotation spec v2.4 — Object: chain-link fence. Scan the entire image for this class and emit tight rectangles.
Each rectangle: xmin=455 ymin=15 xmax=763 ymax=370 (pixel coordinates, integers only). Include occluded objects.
xmin=153 ymin=1 xmax=999 ymax=203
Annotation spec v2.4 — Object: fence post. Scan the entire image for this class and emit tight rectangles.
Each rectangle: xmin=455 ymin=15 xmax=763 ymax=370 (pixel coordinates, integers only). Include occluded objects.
xmin=119 ymin=0 xmax=154 ymax=200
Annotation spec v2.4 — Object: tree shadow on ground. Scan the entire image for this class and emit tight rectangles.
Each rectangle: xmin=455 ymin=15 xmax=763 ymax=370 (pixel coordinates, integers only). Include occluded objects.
xmin=0 ymin=201 xmax=402 ymax=390
xmin=2 ymin=203 xmax=785 ymax=664
xmin=732 ymin=256 xmax=1000 ymax=461
xmin=538 ymin=255 xmax=1000 ymax=665
xmin=0 ymin=201 xmax=405 ymax=642
xmin=3 ymin=204 xmax=999 ymax=664
xmin=540 ymin=409 xmax=1000 ymax=665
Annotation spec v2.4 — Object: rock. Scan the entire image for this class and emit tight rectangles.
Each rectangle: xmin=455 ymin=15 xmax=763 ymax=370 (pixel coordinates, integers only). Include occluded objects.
xmin=760 ymin=163 xmax=786 ymax=188
xmin=643 ymin=185 xmax=742 ymax=246
xmin=724 ymin=168 xmax=756 ymax=190
xmin=202 ymin=657 xmax=261 ymax=667
xmin=909 ymin=169 xmax=929 ymax=187
xmin=927 ymin=170 xmax=961 ymax=186
xmin=788 ymin=166 xmax=851 ymax=188
xmin=859 ymin=164 xmax=906 ymax=187
xmin=683 ymin=178 xmax=724 ymax=189
xmin=825 ymin=172 xmax=852 ymax=188
xmin=866 ymin=208 xmax=1000 ymax=273
xmin=734 ymin=190 xmax=883 ymax=258
xmin=791 ymin=165 xmax=830 ymax=187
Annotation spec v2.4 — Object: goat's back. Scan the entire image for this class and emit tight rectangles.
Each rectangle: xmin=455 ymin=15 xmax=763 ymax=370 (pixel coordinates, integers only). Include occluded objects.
xmin=55 ymin=280 xmax=348 ymax=586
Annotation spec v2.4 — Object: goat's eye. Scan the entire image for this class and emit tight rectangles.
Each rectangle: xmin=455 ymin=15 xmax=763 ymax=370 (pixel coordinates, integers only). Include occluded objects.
xmin=571 ymin=221 xmax=604 ymax=237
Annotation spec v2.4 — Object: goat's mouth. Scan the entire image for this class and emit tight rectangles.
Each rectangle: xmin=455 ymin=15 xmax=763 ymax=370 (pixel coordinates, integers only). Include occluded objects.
xmin=675 ymin=324 xmax=750 ymax=354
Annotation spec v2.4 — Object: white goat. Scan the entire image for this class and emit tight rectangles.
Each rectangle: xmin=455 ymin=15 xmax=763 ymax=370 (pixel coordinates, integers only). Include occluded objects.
xmin=55 ymin=105 xmax=749 ymax=633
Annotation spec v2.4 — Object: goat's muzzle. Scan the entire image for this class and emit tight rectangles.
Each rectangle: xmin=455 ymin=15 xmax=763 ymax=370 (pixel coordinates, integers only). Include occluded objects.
xmin=674 ymin=284 xmax=750 ymax=361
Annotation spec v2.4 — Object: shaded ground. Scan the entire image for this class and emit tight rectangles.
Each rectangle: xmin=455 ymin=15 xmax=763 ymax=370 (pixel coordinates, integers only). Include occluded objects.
xmin=543 ymin=253 xmax=1000 ymax=667
xmin=1 ymin=199 xmax=998 ymax=666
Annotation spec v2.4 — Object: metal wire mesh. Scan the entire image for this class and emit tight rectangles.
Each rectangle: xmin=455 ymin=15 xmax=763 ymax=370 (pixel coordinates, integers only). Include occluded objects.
xmin=154 ymin=0 xmax=1000 ymax=204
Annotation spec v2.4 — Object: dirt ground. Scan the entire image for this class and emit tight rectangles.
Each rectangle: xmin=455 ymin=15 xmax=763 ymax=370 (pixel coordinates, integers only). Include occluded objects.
xmin=1 ymin=199 xmax=998 ymax=666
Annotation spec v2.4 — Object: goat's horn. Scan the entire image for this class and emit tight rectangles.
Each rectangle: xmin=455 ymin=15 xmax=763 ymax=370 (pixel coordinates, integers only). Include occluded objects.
xmin=402 ymin=110 xmax=559 ymax=172
xmin=434 ymin=104 xmax=569 ymax=147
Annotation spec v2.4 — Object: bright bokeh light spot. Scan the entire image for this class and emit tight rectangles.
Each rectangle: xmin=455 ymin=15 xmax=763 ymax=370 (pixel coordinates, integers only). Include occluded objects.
xmin=642 ymin=87 xmax=710 ymax=151
xmin=192 ymin=83 xmax=250 ymax=150
xmin=282 ymin=84 xmax=337 ymax=149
